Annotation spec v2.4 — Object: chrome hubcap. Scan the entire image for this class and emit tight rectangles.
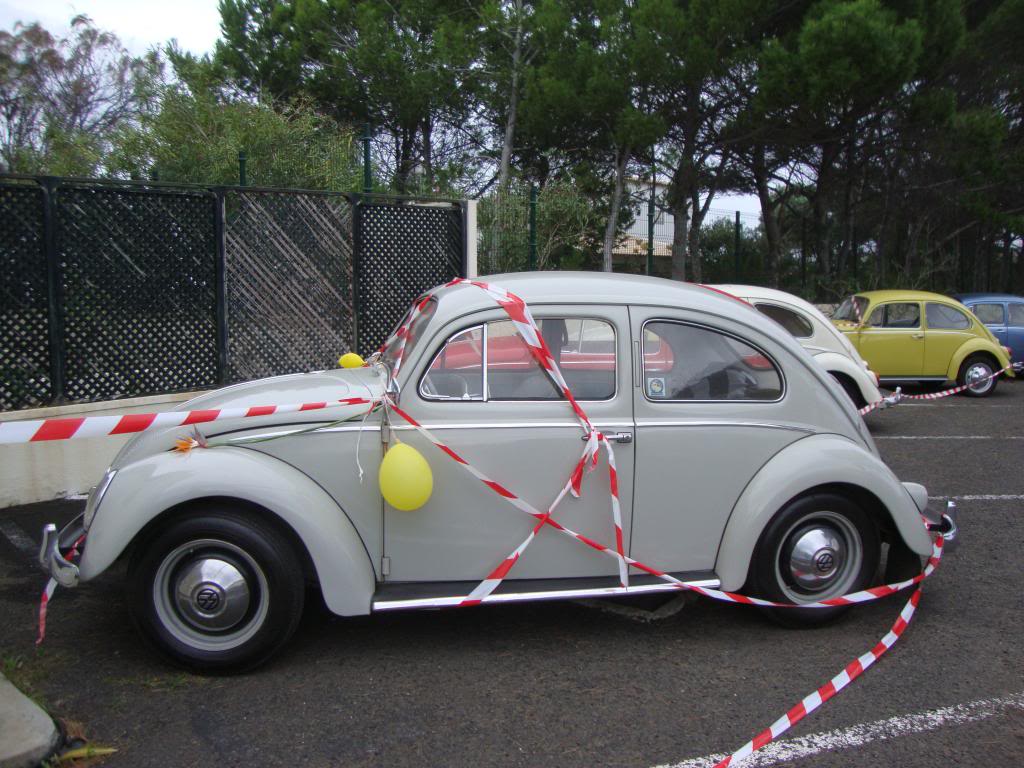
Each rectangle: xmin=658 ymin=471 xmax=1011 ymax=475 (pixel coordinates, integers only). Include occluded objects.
xmin=173 ymin=557 xmax=251 ymax=632
xmin=786 ymin=526 xmax=846 ymax=590
xmin=153 ymin=538 xmax=269 ymax=652
xmin=966 ymin=364 xmax=993 ymax=392
xmin=775 ymin=512 xmax=863 ymax=603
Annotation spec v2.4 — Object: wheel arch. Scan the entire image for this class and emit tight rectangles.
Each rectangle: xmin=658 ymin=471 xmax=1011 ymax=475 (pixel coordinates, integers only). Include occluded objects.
xmin=814 ymin=351 xmax=879 ymax=405
xmin=715 ymin=434 xmax=932 ymax=591
xmin=79 ymin=446 xmax=376 ymax=616
xmin=946 ymin=340 xmax=1008 ymax=381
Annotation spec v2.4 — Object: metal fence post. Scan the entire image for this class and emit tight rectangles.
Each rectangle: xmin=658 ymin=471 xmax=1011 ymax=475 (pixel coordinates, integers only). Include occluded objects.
xmin=733 ymin=211 xmax=741 ymax=282
xmin=528 ymin=184 xmax=537 ymax=270
xmin=800 ymin=218 xmax=808 ymax=292
xmin=363 ymin=124 xmax=373 ymax=195
xmin=213 ymin=189 xmax=228 ymax=385
xmin=40 ymin=176 xmax=65 ymax=403
xmin=238 ymin=151 xmax=247 ymax=187
xmin=647 ymin=159 xmax=655 ymax=276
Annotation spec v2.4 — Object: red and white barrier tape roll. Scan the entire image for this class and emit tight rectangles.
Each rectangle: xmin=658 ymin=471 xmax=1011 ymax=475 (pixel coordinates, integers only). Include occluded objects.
xmin=0 ymin=397 xmax=378 ymax=445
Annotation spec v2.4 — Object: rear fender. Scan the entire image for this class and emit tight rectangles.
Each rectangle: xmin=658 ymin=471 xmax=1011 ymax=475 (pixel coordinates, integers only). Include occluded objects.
xmin=79 ymin=446 xmax=376 ymax=616
xmin=814 ymin=351 xmax=881 ymax=403
xmin=715 ymin=434 xmax=932 ymax=592
xmin=946 ymin=339 xmax=1013 ymax=381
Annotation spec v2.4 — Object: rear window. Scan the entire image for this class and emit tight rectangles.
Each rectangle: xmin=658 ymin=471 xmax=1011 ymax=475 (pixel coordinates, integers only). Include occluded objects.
xmin=926 ymin=303 xmax=971 ymax=330
xmin=972 ymin=303 xmax=1005 ymax=325
xmin=1010 ymin=304 xmax=1024 ymax=326
xmin=641 ymin=321 xmax=782 ymax=402
xmin=754 ymin=303 xmax=814 ymax=338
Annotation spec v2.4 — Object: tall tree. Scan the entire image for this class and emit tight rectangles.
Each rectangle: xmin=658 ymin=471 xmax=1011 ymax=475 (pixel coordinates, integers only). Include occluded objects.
xmin=0 ymin=15 xmax=161 ymax=174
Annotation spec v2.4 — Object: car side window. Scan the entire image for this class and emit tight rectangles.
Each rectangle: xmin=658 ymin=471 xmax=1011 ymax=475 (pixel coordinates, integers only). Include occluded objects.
xmin=420 ymin=318 xmax=616 ymax=402
xmin=926 ymin=303 xmax=971 ymax=330
xmin=1009 ymin=304 xmax=1024 ymax=327
xmin=420 ymin=326 xmax=485 ymax=400
xmin=487 ymin=318 xmax=616 ymax=400
xmin=972 ymin=303 xmax=1005 ymax=325
xmin=868 ymin=303 xmax=920 ymax=328
xmin=642 ymin=321 xmax=782 ymax=402
xmin=753 ymin=303 xmax=813 ymax=338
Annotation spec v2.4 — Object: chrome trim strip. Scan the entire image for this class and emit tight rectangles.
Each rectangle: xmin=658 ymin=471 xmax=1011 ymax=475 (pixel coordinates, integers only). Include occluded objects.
xmin=231 ymin=421 xmax=637 ymax=441
xmin=635 ymin=420 xmax=815 ymax=433
xmin=372 ymin=579 xmax=721 ymax=611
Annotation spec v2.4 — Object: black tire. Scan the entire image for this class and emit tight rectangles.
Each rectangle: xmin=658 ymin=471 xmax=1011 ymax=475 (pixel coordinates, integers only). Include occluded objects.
xmin=747 ymin=493 xmax=880 ymax=627
xmin=957 ymin=354 xmax=999 ymax=398
xmin=829 ymin=372 xmax=865 ymax=409
xmin=127 ymin=506 xmax=305 ymax=672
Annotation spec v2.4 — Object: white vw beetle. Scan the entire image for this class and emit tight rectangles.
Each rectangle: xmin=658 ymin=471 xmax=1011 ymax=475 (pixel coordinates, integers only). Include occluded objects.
xmin=40 ymin=273 xmax=950 ymax=671
xmin=713 ymin=284 xmax=882 ymax=408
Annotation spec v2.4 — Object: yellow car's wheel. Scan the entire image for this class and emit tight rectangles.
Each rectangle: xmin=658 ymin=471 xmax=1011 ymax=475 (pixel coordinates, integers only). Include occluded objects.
xmin=958 ymin=354 xmax=999 ymax=398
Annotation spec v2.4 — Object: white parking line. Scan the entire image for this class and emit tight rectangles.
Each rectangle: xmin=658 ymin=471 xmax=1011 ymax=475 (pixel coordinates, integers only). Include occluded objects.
xmin=653 ymin=692 xmax=1024 ymax=768
xmin=0 ymin=519 xmax=37 ymax=555
xmin=875 ymin=435 xmax=1024 ymax=440
xmin=929 ymin=494 xmax=1024 ymax=501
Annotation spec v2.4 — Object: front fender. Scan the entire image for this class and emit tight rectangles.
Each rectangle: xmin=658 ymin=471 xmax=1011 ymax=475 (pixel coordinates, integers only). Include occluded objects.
xmin=945 ymin=338 xmax=1014 ymax=381
xmin=715 ymin=434 xmax=932 ymax=592
xmin=80 ymin=446 xmax=376 ymax=616
xmin=813 ymin=351 xmax=881 ymax=403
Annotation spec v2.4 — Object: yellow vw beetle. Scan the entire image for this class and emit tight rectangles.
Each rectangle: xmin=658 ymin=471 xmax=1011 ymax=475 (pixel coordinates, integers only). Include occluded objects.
xmin=832 ymin=290 xmax=1014 ymax=397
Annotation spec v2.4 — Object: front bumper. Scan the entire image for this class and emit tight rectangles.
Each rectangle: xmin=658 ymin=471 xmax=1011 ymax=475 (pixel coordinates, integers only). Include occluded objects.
xmin=1012 ymin=361 xmax=1023 ymax=375
xmin=923 ymin=500 xmax=959 ymax=553
xmin=38 ymin=514 xmax=85 ymax=587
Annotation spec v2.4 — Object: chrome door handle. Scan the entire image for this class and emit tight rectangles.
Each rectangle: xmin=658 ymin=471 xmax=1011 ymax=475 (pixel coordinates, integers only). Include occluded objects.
xmin=585 ymin=431 xmax=632 ymax=444
xmin=912 ymin=333 xmax=924 ymax=339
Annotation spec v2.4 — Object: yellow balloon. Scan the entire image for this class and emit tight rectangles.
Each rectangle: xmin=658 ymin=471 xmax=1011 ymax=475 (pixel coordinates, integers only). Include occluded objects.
xmin=379 ymin=442 xmax=433 ymax=511
xmin=338 ymin=352 xmax=365 ymax=369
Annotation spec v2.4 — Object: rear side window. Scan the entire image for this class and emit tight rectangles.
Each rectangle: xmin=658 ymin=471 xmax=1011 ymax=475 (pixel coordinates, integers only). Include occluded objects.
xmin=1009 ymin=304 xmax=1024 ymax=326
xmin=754 ymin=303 xmax=814 ymax=338
xmin=926 ymin=303 xmax=971 ymax=330
xmin=868 ymin=303 xmax=920 ymax=328
xmin=642 ymin=321 xmax=782 ymax=402
xmin=972 ymin=303 xmax=1005 ymax=325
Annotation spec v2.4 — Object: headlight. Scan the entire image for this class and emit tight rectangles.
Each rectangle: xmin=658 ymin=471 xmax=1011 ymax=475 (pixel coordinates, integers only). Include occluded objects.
xmin=83 ymin=469 xmax=116 ymax=529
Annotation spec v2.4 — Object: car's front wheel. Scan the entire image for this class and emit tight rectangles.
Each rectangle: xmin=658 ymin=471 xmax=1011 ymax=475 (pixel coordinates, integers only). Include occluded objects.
xmin=957 ymin=354 xmax=999 ymax=397
xmin=128 ymin=506 xmax=305 ymax=672
xmin=747 ymin=493 xmax=880 ymax=627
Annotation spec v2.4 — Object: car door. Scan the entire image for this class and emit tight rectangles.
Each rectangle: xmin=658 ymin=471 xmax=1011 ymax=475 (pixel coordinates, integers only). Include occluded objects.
xmin=629 ymin=307 xmax=806 ymax=575
xmin=383 ymin=305 xmax=634 ymax=583
xmin=969 ymin=302 xmax=1008 ymax=348
xmin=1007 ymin=303 xmax=1024 ymax=361
xmin=856 ymin=301 xmax=924 ymax=376
xmin=923 ymin=302 xmax=976 ymax=376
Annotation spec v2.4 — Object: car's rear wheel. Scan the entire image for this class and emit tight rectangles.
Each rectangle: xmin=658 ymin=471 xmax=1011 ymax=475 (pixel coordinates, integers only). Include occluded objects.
xmin=128 ymin=506 xmax=304 ymax=672
xmin=957 ymin=354 xmax=999 ymax=397
xmin=747 ymin=493 xmax=880 ymax=627
xmin=829 ymin=372 xmax=865 ymax=409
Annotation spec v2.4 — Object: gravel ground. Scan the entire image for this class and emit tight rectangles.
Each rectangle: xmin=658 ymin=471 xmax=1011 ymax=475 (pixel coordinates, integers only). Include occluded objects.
xmin=0 ymin=381 xmax=1021 ymax=768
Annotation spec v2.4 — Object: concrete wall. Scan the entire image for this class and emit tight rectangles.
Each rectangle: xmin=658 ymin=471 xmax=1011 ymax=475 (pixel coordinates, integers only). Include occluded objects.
xmin=1 ymin=392 xmax=208 ymax=508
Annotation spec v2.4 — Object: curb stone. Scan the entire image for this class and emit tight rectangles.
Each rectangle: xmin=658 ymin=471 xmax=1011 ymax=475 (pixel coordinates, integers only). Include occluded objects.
xmin=0 ymin=673 xmax=60 ymax=768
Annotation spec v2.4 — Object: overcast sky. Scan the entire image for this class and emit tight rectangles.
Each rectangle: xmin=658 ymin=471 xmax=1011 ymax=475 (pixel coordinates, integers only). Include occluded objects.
xmin=1 ymin=0 xmax=760 ymax=215
xmin=0 ymin=0 xmax=222 ymax=55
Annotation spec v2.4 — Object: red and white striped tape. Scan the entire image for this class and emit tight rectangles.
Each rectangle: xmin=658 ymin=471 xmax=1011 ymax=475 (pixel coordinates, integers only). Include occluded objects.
xmin=36 ymin=533 xmax=84 ymax=645
xmin=0 ymin=398 xmax=378 ymax=445
xmin=858 ymin=363 xmax=1014 ymax=414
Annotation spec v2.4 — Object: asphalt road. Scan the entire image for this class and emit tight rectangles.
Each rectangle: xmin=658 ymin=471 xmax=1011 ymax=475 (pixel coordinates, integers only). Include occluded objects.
xmin=1 ymin=382 xmax=1022 ymax=768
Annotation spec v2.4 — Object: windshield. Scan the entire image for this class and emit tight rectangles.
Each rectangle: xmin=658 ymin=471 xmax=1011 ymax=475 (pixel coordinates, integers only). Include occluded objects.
xmin=380 ymin=296 xmax=437 ymax=375
xmin=833 ymin=295 xmax=869 ymax=323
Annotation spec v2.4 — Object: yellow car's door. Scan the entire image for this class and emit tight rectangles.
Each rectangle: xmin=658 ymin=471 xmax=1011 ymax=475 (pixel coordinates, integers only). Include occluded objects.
xmin=922 ymin=302 xmax=975 ymax=376
xmin=856 ymin=301 xmax=924 ymax=376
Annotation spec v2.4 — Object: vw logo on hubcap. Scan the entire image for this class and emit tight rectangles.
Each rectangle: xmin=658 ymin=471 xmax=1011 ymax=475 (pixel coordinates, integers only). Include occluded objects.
xmin=194 ymin=585 xmax=223 ymax=613
xmin=815 ymin=551 xmax=836 ymax=573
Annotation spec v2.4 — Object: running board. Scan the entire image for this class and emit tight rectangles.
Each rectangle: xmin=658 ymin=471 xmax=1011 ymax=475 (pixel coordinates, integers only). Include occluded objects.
xmin=372 ymin=578 xmax=721 ymax=612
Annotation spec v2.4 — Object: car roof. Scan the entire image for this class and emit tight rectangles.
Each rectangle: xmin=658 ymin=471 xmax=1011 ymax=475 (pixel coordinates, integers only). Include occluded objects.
xmin=437 ymin=272 xmax=754 ymax=315
xmin=952 ymin=292 xmax=1024 ymax=303
xmin=713 ymin=284 xmax=821 ymax=315
xmin=854 ymin=289 xmax=962 ymax=303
